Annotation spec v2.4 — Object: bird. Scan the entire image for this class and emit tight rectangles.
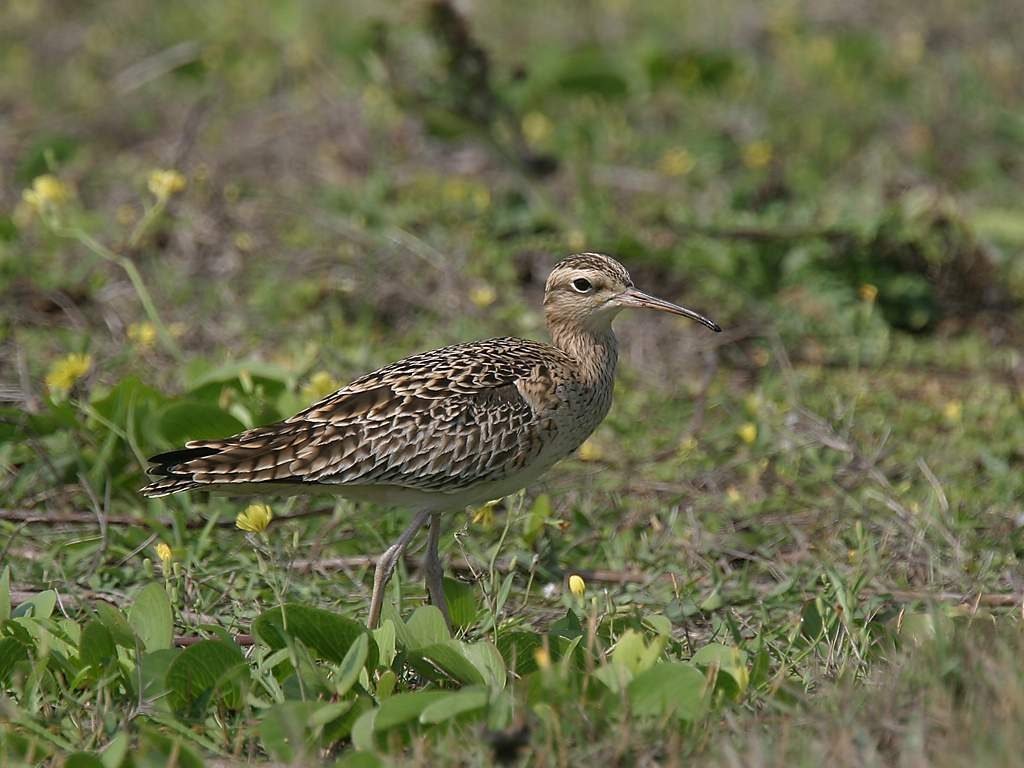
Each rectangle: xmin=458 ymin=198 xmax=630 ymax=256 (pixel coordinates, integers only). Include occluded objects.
xmin=141 ymin=252 xmax=720 ymax=629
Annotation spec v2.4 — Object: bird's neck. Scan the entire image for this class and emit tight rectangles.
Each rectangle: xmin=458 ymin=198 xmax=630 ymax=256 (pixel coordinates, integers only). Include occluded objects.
xmin=550 ymin=322 xmax=618 ymax=387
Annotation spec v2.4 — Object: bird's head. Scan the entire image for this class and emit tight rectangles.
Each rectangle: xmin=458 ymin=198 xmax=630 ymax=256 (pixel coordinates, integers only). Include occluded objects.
xmin=543 ymin=252 xmax=721 ymax=335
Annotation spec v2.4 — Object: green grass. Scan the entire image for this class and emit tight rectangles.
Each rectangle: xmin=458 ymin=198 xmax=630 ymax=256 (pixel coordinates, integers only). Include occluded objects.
xmin=2 ymin=1 xmax=1024 ymax=765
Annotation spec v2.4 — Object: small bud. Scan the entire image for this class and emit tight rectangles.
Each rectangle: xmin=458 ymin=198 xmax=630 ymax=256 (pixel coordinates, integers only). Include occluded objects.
xmin=155 ymin=542 xmax=173 ymax=566
xmin=568 ymin=574 xmax=586 ymax=599
xmin=738 ymin=422 xmax=758 ymax=445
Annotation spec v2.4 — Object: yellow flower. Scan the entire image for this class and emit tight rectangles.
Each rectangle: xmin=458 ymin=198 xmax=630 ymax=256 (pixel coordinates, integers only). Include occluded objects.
xmin=469 ymin=284 xmax=497 ymax=308
xmin=859 ymin=283 xmax=879 ymax=303
xmin=471 ymin=498 xmax=501 ymax=528
xmin=578 ymin=439 xmax=603 ymax=462
xmin=236 ymin=503 xmax=273 ymax=533
xmin=725 ymin=486 xmax=742 ymax=504
xmin=658 ymin=147 xmax=695 ymax=177
xmin=741 ymin=140 xmax=773 ymax=169
xmin=738 ymin=422 xmax=758 ymax=445
xmin=45 ymin=353 xmax=92 ymax=396
xmin=943 ymin=400 xmax=962 ymax=424
xmin=302 ymin=371 xmax=340 ymax=402
xmin=568 ymin=574 xmax=586 ymax=599
xmin=22 ymin=174 xmax=71 ymax=213
xmin=155 ymin=542 xmax=173 ymax=566
xmin=521 ymin=112 xmax=553 ymax=146
xmin=127 ymin=321 xmax=157 ymax=350
xmin=147 ymin=169 xmax=187 ymax=200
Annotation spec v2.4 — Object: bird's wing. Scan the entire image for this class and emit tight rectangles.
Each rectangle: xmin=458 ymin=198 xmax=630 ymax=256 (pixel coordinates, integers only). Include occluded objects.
xmin=142 ymin=338 xmax=566 ymax=496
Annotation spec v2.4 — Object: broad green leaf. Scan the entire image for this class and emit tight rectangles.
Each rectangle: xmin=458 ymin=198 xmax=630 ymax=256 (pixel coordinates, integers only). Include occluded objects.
xmin=100 ymin=732 xmax=129 ymax=768
xmin=373 ymin=619 xmax=396 ymax=669
xmin=166 ymin=639 xmax=247 ymax=716
xmin=460 ymin=641 xmax=507 ymax=690
xmin=335 ymin=633 xmax=368 ymax=698
xmin=407 ymin=641 xmax=484 ymax=685
xmin=442 ymin=577 xmax=477 ymax=629
xmin=643 ymin=614 xmax=672 ymax=637
xmin=419 ymin=686 xmax=489 ymax=724
xmin=79 ymin=619 xmax=117 ymax=672
xmin=496 ymin=630 xmax=541 ymax=675
xmin=158 ymin=401 xmax=245 ymax=445
xmin=64 ymin=753 xmax=105 ymax=768
xmin=185 ymin=360 xmax=292 ymax=397
xmin=374 ymin=690 xmax=451 ymax=731
xmin=404 ymin=605 xmax=450 ymax=650
xmin=629 ymin=662 xmax=708 ymax=720
xmin=94 ymin=603 xmax=137 ymax=648
xmin=692 ymin=643 xmax=749 ymax=698
xmin=334 ymin=751 xmax=385 ymax=768
xmin=137 ymin=649 xmax=179 ymax=704
xmin=611 ymin=629 xmax=665 ymax=675
xmin=12 ymin=590 xmax=56 ymax=619
xmin=253 ymin=604 xmax=377 ymax=669
xmin=350 ymin=709 xmax=377 ymax=753
xmin=128 ymin=584 xmax=173 ymax=651
xmin=0 ymin=637 xmax=29 ymax=684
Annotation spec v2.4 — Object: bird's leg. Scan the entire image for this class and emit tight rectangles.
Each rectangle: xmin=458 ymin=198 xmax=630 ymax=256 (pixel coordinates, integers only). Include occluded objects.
xmin=367 ymin=508 xmax=431 ymax=629
xmin=424 ymin=511 xmax=453 ymax=632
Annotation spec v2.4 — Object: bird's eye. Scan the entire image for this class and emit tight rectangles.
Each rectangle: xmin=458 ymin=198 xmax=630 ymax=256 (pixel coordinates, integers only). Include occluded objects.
xmin=571 ymin=277 xmax=593 ymax=293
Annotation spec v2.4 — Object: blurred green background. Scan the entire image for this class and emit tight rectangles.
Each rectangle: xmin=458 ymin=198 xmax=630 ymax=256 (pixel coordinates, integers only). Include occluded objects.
xmin=2 ymin=1 xmax=1024 ymax=765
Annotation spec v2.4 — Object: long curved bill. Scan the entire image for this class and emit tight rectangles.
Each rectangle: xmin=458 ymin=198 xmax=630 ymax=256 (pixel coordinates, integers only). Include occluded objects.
xmin=617 ymin=287 xmax=722 ymax=332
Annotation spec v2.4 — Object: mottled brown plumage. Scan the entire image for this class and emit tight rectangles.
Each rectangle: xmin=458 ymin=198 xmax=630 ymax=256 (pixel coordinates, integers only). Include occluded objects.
xmin=141 ymin=253 xmax=720 ymax=627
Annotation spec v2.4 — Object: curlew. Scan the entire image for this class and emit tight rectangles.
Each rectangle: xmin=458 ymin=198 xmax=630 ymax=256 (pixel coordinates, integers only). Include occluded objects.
xmin=142 ymin=253 xmax=720 ymax=628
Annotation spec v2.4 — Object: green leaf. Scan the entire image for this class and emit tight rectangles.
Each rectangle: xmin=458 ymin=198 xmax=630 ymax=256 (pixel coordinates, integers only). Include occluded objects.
xmin=0 ymin=637 xmax=29 ymax=684
xmin=496 ymin=630 xmax=542 ymax=675
xmin=407 ymin=641 xmax=484 ymax=685
xmin=442 ymin=577 xmax=478 ymax=629
xmin=611 ymin=629 xmax=665 ymax=675
xmin=259 ymin=701 xmax=319 ymax=763
xmin=460 ymin=641 xmax=507 ymax=690
xmin=12 ymin=590 xmax=56 ymax=619
xmin=373 ymin=619 xmax=397 ymax=669
xmin=94 ymin=603 xmax=137 ymax=648
xmin=65 ymin=753 xmax=105 ymax=768
xmin=628 ymin=662 xmax=708 ymax=721
xmin=138 ymin=649 xmax=179 ymax=704
xmin=335 ymin=633 xmax=368 ymax=698
xmin=158 ymin=401 xmax=245 ymax=445
xmin=166 ymin=639 xmax=247 ymax=716
xmin=128 ymin=584 xmax=173 ymax=652
xmin=0 ymin=566 xmax=10 ymax=622
xmin=253 ymin=604 xmax=377 ymax=669
xmin=374 ymin=690 xmax=451 ymax=731
xmin=404 ymin=605 xmax=450 ymax=650
xmin=692 ymin=643 xmax=749 ymax=698
xmin=334 ymin=752 xmax=385 ymax=768
xmin=79 ymin=619 xmax=117 ymax=672
xmin=100 ymin=732 xmax=129 ymax=768
xmin=350 ymin=709 xmax=377 ymax=753
xmin=419 ymin=686 xmax=489 ymax=724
